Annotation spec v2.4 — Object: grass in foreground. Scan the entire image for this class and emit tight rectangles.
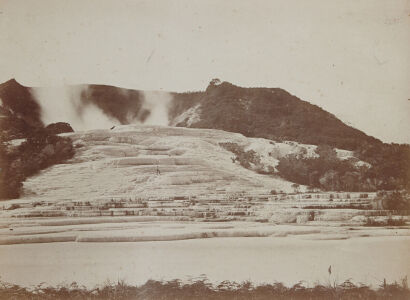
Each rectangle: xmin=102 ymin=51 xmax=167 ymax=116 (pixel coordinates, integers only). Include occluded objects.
xmin=0 ymin=278 xmax=409 ymax=300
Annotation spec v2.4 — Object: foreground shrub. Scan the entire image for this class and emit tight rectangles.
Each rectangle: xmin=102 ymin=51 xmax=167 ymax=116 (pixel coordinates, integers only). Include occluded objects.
xmin=0 ymin=278 xmax=409 ymax=300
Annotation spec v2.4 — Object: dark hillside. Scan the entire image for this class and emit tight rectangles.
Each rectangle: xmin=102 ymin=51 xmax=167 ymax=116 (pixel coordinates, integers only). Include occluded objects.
xmin=173 ymin=81 xmax=382 ymax=151
xmin=168 ymin=91 xmax=203 ymax=122
xmin=0 ymin=79 xmax=43 ymax=139
xmin=83 ymin=85 xmax=147 ymax=124
xmin=0 ymin=79 xmax=43 ymax=128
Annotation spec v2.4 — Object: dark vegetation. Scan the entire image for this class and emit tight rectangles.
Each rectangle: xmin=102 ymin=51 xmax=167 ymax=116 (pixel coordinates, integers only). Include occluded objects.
xmin=174 ymin=80 xmax=381 ymax=151
xmin=0 ymin=79 xmax=43 ymax=128
xmin=45 ymin=122 xmax=74 ymax=135
xmin=354 ymin=143 xmax=410 ymax=191
xmin=277 ymin=144 xmax=410 ymax=192
xmin=173 ymin=80 xmax=409 ymax=192
xmin=0 ymin=80 xmax=75 ymax=200
xmin=0 ymin=278 xmax=408 ymax=300
xmin=377 ymin=191 xmax=410 ymax=211
xmin=0 ymin=106 xmax=37 ymax=140
xmin=219 ymin=142 xmax=274 ymax=174
xmin=0 ymin=130 xmax=74 ymax=199
xmin=0 ymin=79 xmax=43 ymax=139
xmin=168 ymin=91 xmax=203 ymax=125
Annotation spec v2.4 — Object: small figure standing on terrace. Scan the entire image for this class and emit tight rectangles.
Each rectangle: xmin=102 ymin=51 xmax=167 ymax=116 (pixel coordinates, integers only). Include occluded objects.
xmin=156 ymin=165 xmax=161 ymax=175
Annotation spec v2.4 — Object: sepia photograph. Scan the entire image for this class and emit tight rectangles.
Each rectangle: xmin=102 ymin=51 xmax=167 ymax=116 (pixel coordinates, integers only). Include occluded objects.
xmin=0 ymin=0 xmax=409 ymax=299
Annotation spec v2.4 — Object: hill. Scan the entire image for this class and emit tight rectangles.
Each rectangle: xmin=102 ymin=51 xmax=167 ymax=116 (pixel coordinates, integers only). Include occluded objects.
xmin=170 ymin=81 xmax=382 ymax=151
xmin=0 ymin=78 xmax=381 ymax=150
xmin=0 ymin=79 xmax=408 ymax=194
xmin=0 ymin=79 xmax=43 ymax=139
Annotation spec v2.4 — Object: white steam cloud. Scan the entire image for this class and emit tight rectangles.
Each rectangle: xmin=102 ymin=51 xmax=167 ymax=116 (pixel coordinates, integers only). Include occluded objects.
xmin=32 ymin=86 xmax=172 ymax=131
xmin=141 ymin=91 xmax=172 ymax=126
xmin=32 ymin=86 xmax=119 ymax=131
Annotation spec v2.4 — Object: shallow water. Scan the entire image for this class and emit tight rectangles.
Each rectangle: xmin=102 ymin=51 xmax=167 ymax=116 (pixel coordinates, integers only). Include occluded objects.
xmin=0 ymin=236 xmax=409 ymax=288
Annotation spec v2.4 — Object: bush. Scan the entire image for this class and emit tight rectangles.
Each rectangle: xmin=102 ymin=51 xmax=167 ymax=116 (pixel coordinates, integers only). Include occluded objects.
xmin=45 ymin=122 xmax=74 ymax=134
xmin=382 ymin=192 xmax=410 ymax=211
xmin=0 ymin=129 xmax=75 ymax=200
xmin=277 ymin=141 xmax=410 ymax=192
xmin=219 ymin=142 xmax=263 ymax=171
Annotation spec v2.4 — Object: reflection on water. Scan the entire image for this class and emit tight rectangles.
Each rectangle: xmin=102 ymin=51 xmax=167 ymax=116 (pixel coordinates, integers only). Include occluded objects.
xmin=0 ymin=236 xmax=409 ymax=288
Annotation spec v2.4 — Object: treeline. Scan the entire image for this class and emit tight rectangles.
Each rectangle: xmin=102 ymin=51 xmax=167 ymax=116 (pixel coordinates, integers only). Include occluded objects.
xmin=0 ymin=129 xmax=74 ymax=199
xmin=277 ymin=144 xmax=410 ymax=192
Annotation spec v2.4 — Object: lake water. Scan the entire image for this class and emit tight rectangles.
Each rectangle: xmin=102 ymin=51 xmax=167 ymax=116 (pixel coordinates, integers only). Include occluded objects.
xmin=0 ymin=236 xmax=409 ymax=288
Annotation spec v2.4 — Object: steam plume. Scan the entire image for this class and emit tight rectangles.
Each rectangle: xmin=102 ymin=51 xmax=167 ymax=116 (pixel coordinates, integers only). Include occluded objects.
xmin=32 ymin=85 xmax=119 ymax=131
xmin=32 ymin=85 xmax=173 ymax=131
xmin=141 ymin=91 xmax=172 ymax=126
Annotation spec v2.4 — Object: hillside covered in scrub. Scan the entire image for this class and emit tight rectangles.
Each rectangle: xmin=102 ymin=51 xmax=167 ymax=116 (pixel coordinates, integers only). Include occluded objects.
xmin=170 ymin=80 xmax=381 ymax=151
xmin=0 ymin=78 xmax=409 ymax=198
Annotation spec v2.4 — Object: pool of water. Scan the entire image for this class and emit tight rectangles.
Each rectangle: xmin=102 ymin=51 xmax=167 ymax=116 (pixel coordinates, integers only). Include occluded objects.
xmin=0 ymin=235 xmax=408 ymax=288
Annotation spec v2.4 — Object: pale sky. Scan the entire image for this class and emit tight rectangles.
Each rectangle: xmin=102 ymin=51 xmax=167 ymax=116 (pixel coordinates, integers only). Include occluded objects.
xmin=0 ymin=0 xmax=409 ymax=143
